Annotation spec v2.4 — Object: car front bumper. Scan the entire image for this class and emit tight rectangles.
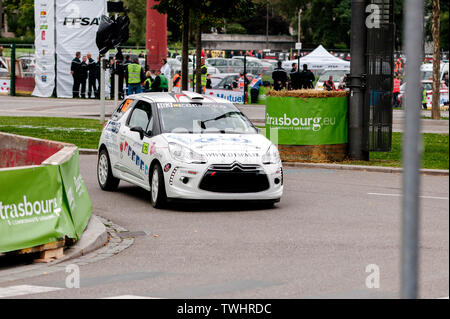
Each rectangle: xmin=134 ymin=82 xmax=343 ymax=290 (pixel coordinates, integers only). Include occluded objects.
xmin=163 ymin=162 xmax=283 ymax=201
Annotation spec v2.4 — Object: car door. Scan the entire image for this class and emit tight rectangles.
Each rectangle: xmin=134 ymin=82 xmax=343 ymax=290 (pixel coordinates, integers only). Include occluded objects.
xmin=118 ymin=100 xmax=154 ymax=186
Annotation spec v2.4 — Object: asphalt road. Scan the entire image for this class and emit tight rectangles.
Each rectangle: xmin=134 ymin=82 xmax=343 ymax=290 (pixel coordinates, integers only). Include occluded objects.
xmin=0 ymin=155 xmax=448 ymax=299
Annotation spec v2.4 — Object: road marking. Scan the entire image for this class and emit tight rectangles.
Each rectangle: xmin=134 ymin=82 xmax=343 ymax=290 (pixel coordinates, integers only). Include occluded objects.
xmin=102 ymin=295 xmax=161 ymax=299
xmin=368 ymin=193 xmax=449 ymax=200
xmin=0 ymin=285 xmax=63 ymax=298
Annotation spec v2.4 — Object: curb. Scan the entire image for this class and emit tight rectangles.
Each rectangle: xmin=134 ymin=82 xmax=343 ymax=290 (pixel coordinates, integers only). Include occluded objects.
xmin=80 ymin=148 xmax=448 ymax=176
xmin=53 ymin=214 xmax=108 ymax=264
xmin=283 ymin=162 xmax=449 ymax=176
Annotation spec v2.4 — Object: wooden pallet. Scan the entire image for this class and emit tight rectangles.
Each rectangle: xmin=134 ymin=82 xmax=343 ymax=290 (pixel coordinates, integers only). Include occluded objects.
xmin=18 ymin=239 xmax=65 ymax=263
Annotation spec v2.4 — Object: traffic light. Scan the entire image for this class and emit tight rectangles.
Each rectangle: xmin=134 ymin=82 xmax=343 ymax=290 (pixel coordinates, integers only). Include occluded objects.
xmin=96 ymin=15 xmax=130 ymax=55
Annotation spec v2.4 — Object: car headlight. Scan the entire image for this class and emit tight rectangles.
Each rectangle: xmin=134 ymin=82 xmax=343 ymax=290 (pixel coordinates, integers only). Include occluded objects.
xmin=262 ymin=144 xmax=281 ymax=164
xmin=168 ymin=142 xmax=206 ymax=164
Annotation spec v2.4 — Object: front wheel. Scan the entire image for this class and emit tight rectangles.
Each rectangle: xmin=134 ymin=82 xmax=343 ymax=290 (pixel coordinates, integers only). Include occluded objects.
xmin=97 ymin=149 xmax=120 ymax=191
xmin=150 ymin=163 xmax=167 ymax=208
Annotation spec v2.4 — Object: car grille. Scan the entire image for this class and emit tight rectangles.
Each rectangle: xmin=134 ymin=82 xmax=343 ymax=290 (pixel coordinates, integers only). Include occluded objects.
xmin=199 ymin=162 xmax=270 ymax=193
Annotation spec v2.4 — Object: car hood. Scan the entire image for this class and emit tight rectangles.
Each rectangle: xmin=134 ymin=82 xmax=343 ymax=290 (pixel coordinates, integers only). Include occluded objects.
xmin=162 ymin=133 xmax=272 ymax=164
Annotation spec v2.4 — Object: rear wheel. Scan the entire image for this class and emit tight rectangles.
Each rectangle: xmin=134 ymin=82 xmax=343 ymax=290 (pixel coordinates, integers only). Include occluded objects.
xmin=150 ymin=163 xmax=167 ymax=208
xmin=97 ymin=149 xmax=120 ymax=191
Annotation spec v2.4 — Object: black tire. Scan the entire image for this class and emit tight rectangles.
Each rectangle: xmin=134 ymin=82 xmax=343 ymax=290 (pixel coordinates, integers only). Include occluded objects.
xmin=97 ymin=148 xmax=120 ymax=191
xmin=150 ymin=163 xmax=167 ymax=208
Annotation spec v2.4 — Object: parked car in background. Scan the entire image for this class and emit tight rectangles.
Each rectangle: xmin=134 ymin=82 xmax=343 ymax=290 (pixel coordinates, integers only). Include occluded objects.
xmin=260 ymin=60 xmax=275 ymax=75
xmin=397 ymin=80 xmax=449 ymax=107
xmin=0 ymin=57 xmax=8 ymax=78
xmin=17 ymin=54 xmax=35 ymax=77
xmin=206 ymin=58 xmax=244 ymax=73
xmin=231 ymin=56 xmax=264 ymax=75
xmin=212 ymin=73 xmax=255 ymax=90
xmin=420 ymin=62 xmax=449 ymax=82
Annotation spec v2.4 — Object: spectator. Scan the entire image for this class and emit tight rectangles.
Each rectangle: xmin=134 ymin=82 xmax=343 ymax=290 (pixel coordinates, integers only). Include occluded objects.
xmin=95 ymin=56 xmax=100 ymax=98
xmin=206 ymin=74 xmax=212 ymax=89
xmin=323 ymin=75 xmax=336 ymax=91
xmin=87 ymin=53 xmax=97 ymax=99
xmin=299 ymin=64 xmax=315 ymax=89
xmin=272 ymin=61 xmax=288 ymax=91
xmin=232 ymin=75 xmax=240 ymax=91
xmin=172 ymin=70 xmax=182 ymax=93
xmin=126 ymin=58 xmax=144 ymax=95
xmin=71 ymin=51 xmax=82 ymax=98
xmin=79 ymin=56 xmax=89 ymax=98
xmin=143 ymin=71 xmax=152 ymax=92
xmin=160 ymin=58 xmax=171 ymax=79
xmin=151 ymin=70 xmax=168 ymax=92
xmin=393 ymin=74 xmax=401 ymax=107
xmin=250 ymin=73 xmax=263 ymax=104
xmin=289 ymin=63 xmax=300 ymax=90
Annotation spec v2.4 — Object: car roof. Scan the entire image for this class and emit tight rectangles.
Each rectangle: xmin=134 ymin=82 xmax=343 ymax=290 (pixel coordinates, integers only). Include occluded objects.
xmin=126 ymin=92 xmax=235 ymax=105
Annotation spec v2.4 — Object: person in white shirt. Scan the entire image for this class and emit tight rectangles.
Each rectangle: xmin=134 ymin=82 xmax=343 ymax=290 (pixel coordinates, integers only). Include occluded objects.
xmin=160 ymin=58 xmax=171 ymax=78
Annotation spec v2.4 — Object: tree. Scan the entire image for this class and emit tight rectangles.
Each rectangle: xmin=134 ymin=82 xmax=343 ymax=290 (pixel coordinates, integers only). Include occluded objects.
xmin=153 ymin=0 xmax=188 ymax=89
xmin=3 ymin=0 xmax=34 ymax=38
xmin=432 ymin=0 xmax=441 ymax=119
xmin=122 ymin=0 xmax=147 ymax=47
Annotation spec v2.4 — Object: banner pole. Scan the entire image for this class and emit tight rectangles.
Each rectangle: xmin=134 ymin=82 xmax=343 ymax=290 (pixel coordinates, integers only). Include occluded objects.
xmin=100 ymin=56 xmax=105 ymax=124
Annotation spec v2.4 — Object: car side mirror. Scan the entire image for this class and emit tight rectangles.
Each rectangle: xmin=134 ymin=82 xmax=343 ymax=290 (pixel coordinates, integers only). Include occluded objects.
xmin=130 ymin=126 xmax=145 ymax=140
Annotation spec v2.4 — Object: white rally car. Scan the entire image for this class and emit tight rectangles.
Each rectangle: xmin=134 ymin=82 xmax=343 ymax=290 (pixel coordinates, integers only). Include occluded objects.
xmin=97 ymin=91 xmax=283 ymax=208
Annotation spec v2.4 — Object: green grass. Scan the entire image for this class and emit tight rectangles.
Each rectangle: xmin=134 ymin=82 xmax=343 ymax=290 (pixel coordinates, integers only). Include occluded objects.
xmin=340 ymin=133 xmax=449 ymax=170
xmin=0 ymin=116 xmax=103 ymax=149
xmin=256 ymin=127 xmax=449 ymax=170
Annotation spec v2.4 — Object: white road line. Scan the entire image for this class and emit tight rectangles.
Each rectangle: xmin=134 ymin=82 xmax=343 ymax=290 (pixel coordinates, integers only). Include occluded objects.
xmin=102 ymin=295 xmax=161 ymax=299
xmin=368 ymin=193 xmax=449 ymax=200
xmin=0 ymin=285 xmax=63 ymax=298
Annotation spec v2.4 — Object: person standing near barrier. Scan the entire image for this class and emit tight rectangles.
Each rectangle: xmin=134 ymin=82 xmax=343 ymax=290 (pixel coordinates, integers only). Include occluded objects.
xmin=272 ymin=61 xmax=288 ymax=91
xmin=172 ymin=70 xmax=182 ymax=93
xmin=143 ymin=71 xmax=153 ymax=92
xmin=86 ymin=53 xmax=97 ymax=99
xmin=323 ymin=75 xmax=336 ymax=91
xmin=299 ymin=64 xmax=315 ymax=89
xmin=289 ymin=63 xmax=300 ymax=90
xmin=79 ymin=55 xmax=89 ymax=98
xmin=393 ymin=74 xmax=401 ymax=107
xmin=161 ymin=58 xmax=171 ymax=79
xmin=250 ymin=73 xmax=263 ymax=104
xmin=151 ymin=70 xmax=168 ymax=92
xmin=126 ymin=58 xmax=144 ymax=95
xmin=71 ymin=51 xmax=82 ymax=98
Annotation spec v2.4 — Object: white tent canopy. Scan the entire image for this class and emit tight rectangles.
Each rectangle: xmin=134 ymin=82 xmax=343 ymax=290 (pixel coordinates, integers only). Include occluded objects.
xmin=282 ymin=45 xmax=350 ymax=71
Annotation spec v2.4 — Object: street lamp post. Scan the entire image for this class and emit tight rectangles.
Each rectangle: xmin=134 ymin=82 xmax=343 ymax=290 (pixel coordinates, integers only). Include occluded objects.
xmin=401 ymin=0 xmax=425 ymax=299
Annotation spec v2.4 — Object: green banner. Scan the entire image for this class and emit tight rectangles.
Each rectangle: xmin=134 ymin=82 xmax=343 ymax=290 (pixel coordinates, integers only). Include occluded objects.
xmin=265 ymin=96 xmax=348 ymax=145
xmin=58 ymin=150 xmax=92 ymax=238
xmin=0 ymin=150 xmax=92 ymax=253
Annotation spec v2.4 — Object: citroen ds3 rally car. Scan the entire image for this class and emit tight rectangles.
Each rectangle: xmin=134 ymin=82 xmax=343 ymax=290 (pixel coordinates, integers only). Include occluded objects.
xmin=97 ymin=91 xmax=283 ymax=208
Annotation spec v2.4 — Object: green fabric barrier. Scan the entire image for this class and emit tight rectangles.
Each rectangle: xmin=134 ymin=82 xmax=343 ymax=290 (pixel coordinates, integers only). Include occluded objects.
xmin=266 ymin=96 xmax=348 ymax=145
xmin=0 ymin=149 xmax=92 ymax=253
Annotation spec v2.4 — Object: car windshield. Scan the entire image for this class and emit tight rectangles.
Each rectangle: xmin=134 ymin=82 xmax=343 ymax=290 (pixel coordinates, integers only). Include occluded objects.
xmin=157 ymin=103 xmax=257 ymax=134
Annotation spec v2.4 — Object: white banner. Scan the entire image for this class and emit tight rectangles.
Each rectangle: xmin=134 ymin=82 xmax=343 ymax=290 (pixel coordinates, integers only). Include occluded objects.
xmin=205 ymin=89 xmax=245 ymax=104
xmin=56 ymin=0 xmax=106 ymax=98
xmin=32 ymin=0 xmax=56 ymax=97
